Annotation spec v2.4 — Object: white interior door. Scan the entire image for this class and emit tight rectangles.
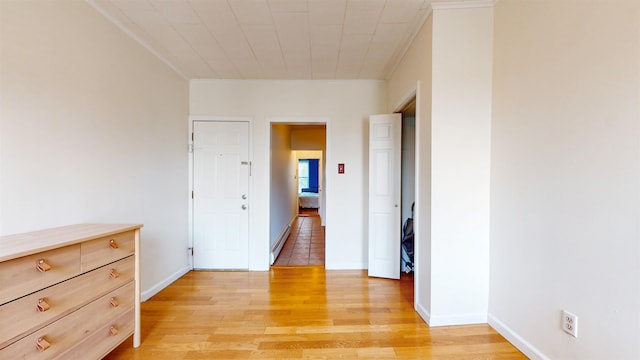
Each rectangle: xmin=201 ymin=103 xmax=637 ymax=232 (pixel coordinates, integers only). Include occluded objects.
xmin=193 ymin=121 xmax=249 ymax=269
xmin=368 ymin=114 xmax=402 ymax=279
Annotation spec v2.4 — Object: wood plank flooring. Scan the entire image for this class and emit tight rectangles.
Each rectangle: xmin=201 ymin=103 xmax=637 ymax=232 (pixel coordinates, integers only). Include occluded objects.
xmin=104 ymin=267 xmax=526 ymax=359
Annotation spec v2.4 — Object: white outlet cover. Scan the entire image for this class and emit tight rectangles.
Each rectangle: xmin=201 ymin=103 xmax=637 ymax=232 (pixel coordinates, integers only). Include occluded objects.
xmin=562 ymin=310 xmax=578 ymax=338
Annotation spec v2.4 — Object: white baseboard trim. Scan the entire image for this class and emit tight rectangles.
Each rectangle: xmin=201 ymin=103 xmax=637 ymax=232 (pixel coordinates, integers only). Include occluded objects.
xmin=488 ymin=313 xmax=550 ymax=360
xmin=413 ymin=303 xmax=488 ymax=328
xmin=141 ymin=265 xmax=190 ymax=302
xmin=270 ymin=222 xmax=292 ymax=265
xmin=428 ymin=312 xmax=488 ymax=327
xmin=416 ymin=302 xmax=431 ymax=324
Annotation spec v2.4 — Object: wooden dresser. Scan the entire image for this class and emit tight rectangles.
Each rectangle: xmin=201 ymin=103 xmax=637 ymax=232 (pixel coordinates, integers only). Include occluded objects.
xmin=0 ymin=224 xmax=142 ymax=359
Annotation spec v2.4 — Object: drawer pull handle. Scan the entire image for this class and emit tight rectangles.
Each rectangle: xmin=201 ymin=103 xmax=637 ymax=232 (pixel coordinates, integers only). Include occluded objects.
xmin=110 ymin=269 xmax=119 ymax=279
xmin=110 ymin=297 xmax=119 ymax=308
xmin=37 ymin=298 xmax=50 ymax=312
xmin=109 ymin=326 xmax=119 ymax=336
xmin=36 ymin=337 xmax=50 ymax=352
xmin=109 ymin=239 xmax=119 ymax=249
xmin=36 ymin=259 xmax=51 ymax=272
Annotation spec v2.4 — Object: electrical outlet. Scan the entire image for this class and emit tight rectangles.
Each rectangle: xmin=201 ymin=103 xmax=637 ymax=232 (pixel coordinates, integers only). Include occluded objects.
xmin=562 ymin=310 xmax=578 ymax=337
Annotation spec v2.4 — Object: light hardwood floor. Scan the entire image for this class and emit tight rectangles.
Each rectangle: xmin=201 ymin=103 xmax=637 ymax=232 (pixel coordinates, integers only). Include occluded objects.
xmin=104 ymin=267 xmax=525 ymax=359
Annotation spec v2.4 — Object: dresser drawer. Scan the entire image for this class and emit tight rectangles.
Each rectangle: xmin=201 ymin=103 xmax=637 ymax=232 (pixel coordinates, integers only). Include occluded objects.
xmin=0 ymin=281 xmax=134 ymax=359
xmin=0 ymin=245 xmax=80 ymax=306
xmin=81 ymin=230 xmax=135 ymax=271
xmin=58 ymin=309 xmax=134 ymax=360
xmin=0 ymin=255 xmax=135 ymax=348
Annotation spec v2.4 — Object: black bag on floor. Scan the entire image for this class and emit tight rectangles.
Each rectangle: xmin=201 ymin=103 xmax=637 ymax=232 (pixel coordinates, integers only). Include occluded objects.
xmin=402 ymin=217 xmax=414 ymax=261
xmin=401 ymin=202 xmax=415 ymax=273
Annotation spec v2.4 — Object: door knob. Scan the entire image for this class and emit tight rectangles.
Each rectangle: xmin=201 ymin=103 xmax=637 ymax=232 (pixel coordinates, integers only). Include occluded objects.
xmin=241 ymin=204 xmax=247 ymax=210
xmin=242 ymin=194 xmax=247 ymax=199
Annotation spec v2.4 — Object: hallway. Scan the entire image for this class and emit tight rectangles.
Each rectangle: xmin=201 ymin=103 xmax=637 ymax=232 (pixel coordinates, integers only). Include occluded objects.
xmin=273 ymin=209 xmax=325 ymax=266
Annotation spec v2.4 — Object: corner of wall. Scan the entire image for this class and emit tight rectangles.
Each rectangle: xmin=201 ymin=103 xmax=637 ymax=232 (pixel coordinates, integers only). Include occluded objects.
xmin=488 ymin=314 xmax=551 ymax=360
xmin=141 ymin=265 xmax=191 ymax=302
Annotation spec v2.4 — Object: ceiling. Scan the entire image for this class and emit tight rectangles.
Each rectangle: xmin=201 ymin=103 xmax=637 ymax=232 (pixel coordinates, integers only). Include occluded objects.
xmin=88 ymin=0 xmax=460 ymax=80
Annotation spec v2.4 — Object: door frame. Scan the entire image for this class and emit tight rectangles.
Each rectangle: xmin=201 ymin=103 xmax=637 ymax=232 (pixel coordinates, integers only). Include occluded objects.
xmin=266 ymin=117 xmax=330 ymax=267
xmin=188 ymin=116 xmax=253 ymax=270
xmin=392 ymin=83 xmax=421 ymax=312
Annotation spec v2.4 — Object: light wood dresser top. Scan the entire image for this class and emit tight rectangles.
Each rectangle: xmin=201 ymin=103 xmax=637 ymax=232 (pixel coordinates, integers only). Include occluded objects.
xmin=0 ymin=224 xmax=143 ymax=262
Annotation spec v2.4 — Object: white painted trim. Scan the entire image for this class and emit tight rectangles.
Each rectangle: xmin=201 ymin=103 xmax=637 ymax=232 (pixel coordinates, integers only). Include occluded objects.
xmin=416 ymin=300 xmax=431 ymax=324
xmin=190 ymin=116 xmax=253 ymax=122
xmin=430 ymin=0 xmax=496 ymax=10
xmin=266 ymin=117 xmax=330 ymax=268
xmin=412 ymin=81 xmax=423 ymax=316
xmin=268 ymin=117 xmax=329 ymax=125
xmin=141 ymin=265 xmax=190 ymax=301
xmin=270 ymin=221 xmax=293 ymax=265
xmin=187 ymin=119 xmax=194 ymax=270
xmin=428 ymin=312 xmax=488 ymax=327
xmin=188 ymin=116 xmax=254 ymax=270
xmin=488 ymin=314 xmax=551 ymax=360
xmin=85 ymin=0 xmax=188 ymax=80
xmin=393 ymin=87 xmax=418 ymax=114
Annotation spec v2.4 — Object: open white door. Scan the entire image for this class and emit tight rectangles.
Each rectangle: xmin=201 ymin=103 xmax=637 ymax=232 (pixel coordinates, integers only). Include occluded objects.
xmin=193 ymin=121 xmax=250 ymax=269
xmin=368 ymin=114 xmax=402 ymax=279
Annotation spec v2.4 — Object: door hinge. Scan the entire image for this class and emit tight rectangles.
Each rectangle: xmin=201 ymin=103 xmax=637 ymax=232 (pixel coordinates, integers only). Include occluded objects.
xmin=241 ymin=161 xmax=252 ymax=176
xmin=191 ymin=132 xmax=194 ymax=141
xmin=191 ymin=191 xmax=194 ymax=199
xmin=188 ymin=247 xmax=193 ymax=256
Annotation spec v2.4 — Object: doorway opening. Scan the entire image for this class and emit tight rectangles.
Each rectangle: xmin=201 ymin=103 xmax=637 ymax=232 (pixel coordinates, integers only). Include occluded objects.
xmin=400 ymin=98 xmax=416 ymax=281
xmin=269 ymin=122 xmax=327 ymax=267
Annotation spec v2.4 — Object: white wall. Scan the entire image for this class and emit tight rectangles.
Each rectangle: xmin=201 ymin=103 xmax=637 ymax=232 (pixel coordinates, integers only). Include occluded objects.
xmin=387 ymin=3 xmax=494 ymax=326
xmin=429 ymin=4 xmax=493 ymax=326
xmin=489 ymin=1 xmax=640 ymax=359
xmin=0 ymin=1 xmax=190 ymax=299
xmin=190 ymin=80 xmax=387 ymax=270
xmin=388 ymin=13 xmax=433 ymax=321
xmin=291 ymin=127 xmax=326 ymax=150
xmin=269 ymin=124 xmax=297 ymax=249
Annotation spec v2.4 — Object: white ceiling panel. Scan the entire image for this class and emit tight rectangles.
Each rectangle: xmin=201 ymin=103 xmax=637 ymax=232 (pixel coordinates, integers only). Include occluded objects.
xmin=92 ymin=0 xmax=134 ymax=24
xmin=310 ymin=24 xmax=342 ymax=47
xmin=308 ymin=0 xmax=347 ymax=25
xmin=89 ymin=0 xmax=453 ymax=80
xmin=228 ymin=0 xmax=272 ymax=25
xmin=381 ymin=0 xmax=424 ymax=23
xmin=273 ymin=12 xmax=310 ymax=53
xmin=110 ymin=0 xmax=155 ymax=13
xmin=189 ymin=0 xmax=236 ymax=31
xmin=268 ymin=0 xmax=307 ymax=13
xmin=343 ymin=0 xmax=385 ymax=35
xmin=151 ymin=0 xmax=200 ymax=24
xmin=242 ymin=24 xmax=280 ymax=51
xmin=203 ymin=58 xmax=241 ymax=79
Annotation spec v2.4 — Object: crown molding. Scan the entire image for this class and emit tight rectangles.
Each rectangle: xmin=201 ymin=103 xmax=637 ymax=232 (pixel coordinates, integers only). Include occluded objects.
xmin=430 ymin=0 xmax=496 ymax=11
xmin=384 ymin=0 xmax=496 ymax=79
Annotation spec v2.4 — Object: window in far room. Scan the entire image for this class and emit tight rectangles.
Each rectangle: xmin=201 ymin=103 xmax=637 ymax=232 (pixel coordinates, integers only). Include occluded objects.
xmin=298 ymin=160 xmax=309 ymax=193
xmin=298 ymin=159 xmax=319 ymax=193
